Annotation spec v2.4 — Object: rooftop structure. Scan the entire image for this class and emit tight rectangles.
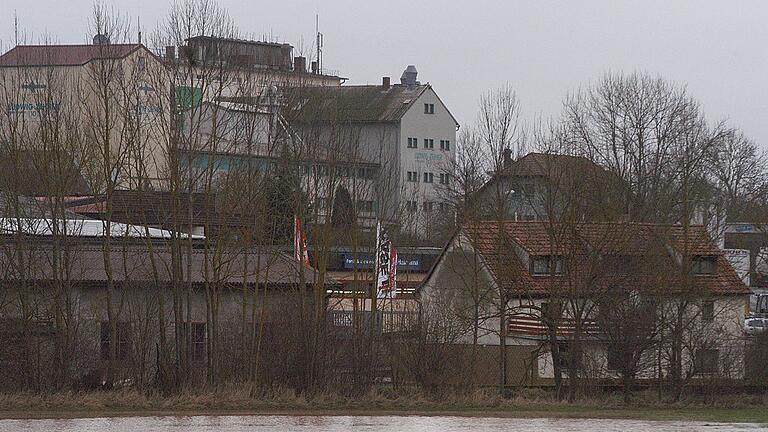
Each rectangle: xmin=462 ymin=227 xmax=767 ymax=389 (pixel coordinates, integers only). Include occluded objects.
xmin=0 ymin=43 xmax=148 ymax=67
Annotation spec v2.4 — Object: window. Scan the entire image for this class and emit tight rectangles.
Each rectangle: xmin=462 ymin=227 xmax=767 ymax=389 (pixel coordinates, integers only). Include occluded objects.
xmin=357 ymin=166 xmax=375 ymax=179
xmin=521 ymin=181 xmax=535 ymax=199
xmin=405 ymin=200 xmax=417 ymax=212
xmin=540 ymin=302 xmax=550 ymax=319
xmin=556 ymin=342 xmax=579 ymax=371
xmin=607 ymin=346 xmax=623 ymax=372
xmin=180 ymin=322 xmax=206 ymax=362
xmin=192 ymin=323 xmax=206 ymax=361
xmin=439 ymin=173 xmax=450 ymax=185
xmin=100 ymin=321 xmax=131 ymax=361
xmin=407 ymin=137 xmax=418 ymax=148
xmin=691 ymin=256 xmax=717 ymax=274
xmin=438 ymin=202 xmax=450 ymax=212
xmin=335 ymin=166 xmax=351 ymax=177
xmin=604 ymin=254 xmax=634 ymax=272
xmin=423 ymin=138 xmax=434 ymax=149
xmin=423 ymin=201 xmax=434 ymax=212
xmin=356 ymin=200 xmax=375 ymax=213
xmin=314 ymin=196 xmax=327 ymax=210
xmin=702 ymin=300 xmax=715 ymax=322
xmin=315 ymin=165 xmax=329 ymax=177
xmin=424 ymin=103 xmax=435 ymax=114
xmin=423 ymin=172 xmax=434 ymax=183
xmin=695 ymin=349 xmax=719 ymax=374
xmin=531 ymin=255 xmax=564 ymax=275
xmin=540 ymin=302 xmax=562 ymax=321
xmin=178 ymin=322 xmax=206 ymax=362
xmin=175 ymin=85 xmax=202 ymax=109
xmin=406 ymin=171 xmax=419 ymax=182
xmin=440 ymin=139 xmax=451 ymax=151
xmin=523 ymin=214 xmax=536 ymax=221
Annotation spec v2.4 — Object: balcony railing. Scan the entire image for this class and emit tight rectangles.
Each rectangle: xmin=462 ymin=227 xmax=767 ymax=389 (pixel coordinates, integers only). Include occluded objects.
xmin=327 ymin=310 xmax=418 ymax=336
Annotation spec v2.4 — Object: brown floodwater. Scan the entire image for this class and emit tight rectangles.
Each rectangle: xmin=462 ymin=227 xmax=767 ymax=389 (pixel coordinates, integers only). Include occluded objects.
xmin=1 ymin=415 xmax=766 ymax=431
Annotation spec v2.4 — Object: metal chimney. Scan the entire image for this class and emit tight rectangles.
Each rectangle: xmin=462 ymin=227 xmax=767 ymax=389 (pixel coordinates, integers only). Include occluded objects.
xmin=294 ymin=56 xmax=306 ymax=73
xmin=165 ymin=46 xmax=176 ymax=62
xmin=93 ymin=34 xmax=110 ymax=45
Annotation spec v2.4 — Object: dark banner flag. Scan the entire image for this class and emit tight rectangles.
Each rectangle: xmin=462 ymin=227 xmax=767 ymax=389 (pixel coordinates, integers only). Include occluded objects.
xmin=294 ymin=216 xmax=310 ymax=267
xmin=375 ymin=222 xmax=397 ymax=298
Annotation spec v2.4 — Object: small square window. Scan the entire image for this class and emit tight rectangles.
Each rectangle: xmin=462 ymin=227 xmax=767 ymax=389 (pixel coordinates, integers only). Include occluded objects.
xmin=407 ymin=171 xmax=419 ymax=182
xmin=424 ymin=103 xmax=434 ymax=114
xmin=692 ymin=256 xmax=717 ymax=275
xmin=356 ymin=200 xmax=375 ymax=212
xmin=423 ymin=172 xmax=434 ymax=183
xmin=423 ymin=201 xmax=434 ymax=212
xmin=405 ymin=201 xmax=417 ymax=212
xmin=407 ymin=137 xmax=418 ymax=149
xmin=440 ymin=140 xmax=451 ymax=151
xmin=531 ymin=256 xmax=564 ymax=275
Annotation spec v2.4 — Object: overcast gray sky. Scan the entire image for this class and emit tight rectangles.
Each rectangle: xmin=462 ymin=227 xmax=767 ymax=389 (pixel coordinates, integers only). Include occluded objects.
xmin=3 ymin=0 xmax=767 ymax=148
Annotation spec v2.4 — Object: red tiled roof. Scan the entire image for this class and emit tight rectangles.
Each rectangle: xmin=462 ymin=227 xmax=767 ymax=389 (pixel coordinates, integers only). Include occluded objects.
xmin=0 ymin=44 xmax=143 ymax=67
xmin=464 ymin=221 xmax=748 ymax=296
xmin=466 ymin=221 xmax=721 ymax=256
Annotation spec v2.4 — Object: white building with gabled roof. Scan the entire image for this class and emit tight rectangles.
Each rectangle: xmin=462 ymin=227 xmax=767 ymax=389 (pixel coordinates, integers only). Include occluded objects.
xmin=287 ymin=65 xmax=459 ymax=240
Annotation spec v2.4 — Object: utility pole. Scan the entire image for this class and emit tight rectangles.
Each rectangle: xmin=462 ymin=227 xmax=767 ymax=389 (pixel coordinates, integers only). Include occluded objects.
xmin=315 ymin=15 xmax=323 ymax=75
xmin=14 ymin=10 xmax=19 ymax=45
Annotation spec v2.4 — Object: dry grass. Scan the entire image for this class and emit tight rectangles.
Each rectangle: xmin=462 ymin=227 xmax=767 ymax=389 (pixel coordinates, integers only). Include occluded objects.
xmin=2 ymin=386 xmax=768 ymax=421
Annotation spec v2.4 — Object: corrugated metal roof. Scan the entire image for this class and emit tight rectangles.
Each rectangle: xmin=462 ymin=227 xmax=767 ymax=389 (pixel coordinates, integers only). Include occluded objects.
xmin=0 ymin=217 xmax=202 ymax=239
xmin=0 ymin=242 xmax=333 ymax=286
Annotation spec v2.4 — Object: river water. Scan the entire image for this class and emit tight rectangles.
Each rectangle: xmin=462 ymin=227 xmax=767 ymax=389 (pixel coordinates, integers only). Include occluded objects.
xmin=1 ymin=415 xmax=766 ymax=431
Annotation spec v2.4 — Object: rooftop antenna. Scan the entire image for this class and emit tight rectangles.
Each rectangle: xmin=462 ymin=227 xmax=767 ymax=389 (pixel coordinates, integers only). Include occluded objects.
xmin=137 ymin=16 xmax=142 ymax=44
xmin=14 ymin=10 xmax=19 ymax=45
xmin=315 ymin=14 xmax=323 ymax=74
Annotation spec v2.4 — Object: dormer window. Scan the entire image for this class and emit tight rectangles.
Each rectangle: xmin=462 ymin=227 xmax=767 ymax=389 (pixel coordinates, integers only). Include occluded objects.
xmin=691 ymin=256 xmax=717 ymax=275
xmin=531 ymin=255 xmax=564 ymax=275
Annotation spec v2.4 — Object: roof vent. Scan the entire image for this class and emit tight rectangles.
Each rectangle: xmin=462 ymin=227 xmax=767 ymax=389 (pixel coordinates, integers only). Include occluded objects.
xmin=400 ymin=65 xmax=418 ymax=86
xmin=93 ymin=34 xmax=110 ymax=45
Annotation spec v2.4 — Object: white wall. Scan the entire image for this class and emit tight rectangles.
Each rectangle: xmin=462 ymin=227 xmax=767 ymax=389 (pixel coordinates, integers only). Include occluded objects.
xmin=398 ymin=87 xmax=457 ymax=236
